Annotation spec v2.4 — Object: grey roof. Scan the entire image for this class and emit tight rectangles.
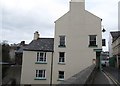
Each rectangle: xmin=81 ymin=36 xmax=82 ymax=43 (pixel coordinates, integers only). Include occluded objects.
xmin=24 ymin=38 xmax=54 ymax=52
xmin=110 ymin=31 xmax=120 ymax=42
xmin=15 ymin=47 xmax=24 ymax=53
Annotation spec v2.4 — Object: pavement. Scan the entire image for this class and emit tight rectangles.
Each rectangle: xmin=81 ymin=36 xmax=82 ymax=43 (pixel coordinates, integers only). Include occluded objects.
xmin=103 ymin=67 xmax=120 ymax=85
xmin=93 ymin=70 xmax=111 ymax=84
xmin=92 ymin=66 xmax=120 ymax=86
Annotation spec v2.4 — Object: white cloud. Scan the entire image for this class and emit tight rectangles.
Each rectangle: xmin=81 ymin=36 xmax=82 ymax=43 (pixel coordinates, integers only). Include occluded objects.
xmin=1 ymin=0 xmax=120 ymax=51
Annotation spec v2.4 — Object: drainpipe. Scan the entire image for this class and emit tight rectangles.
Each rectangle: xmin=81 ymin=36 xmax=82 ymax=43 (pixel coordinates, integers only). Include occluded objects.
xmin=50 ymin=52 xmax=53 ymax=86
xmin=100 ymin=52 xmax=103 ymax=71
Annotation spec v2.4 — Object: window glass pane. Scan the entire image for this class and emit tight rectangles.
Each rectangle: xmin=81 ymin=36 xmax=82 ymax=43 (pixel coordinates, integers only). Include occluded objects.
xmin=60 ymin=52 xmax=64 ymax=57
xmin=37 ymin=53 xmax=39 ymax=61
xmin=43 ymin=70 xmax=45 ymax=77
xmin=44 ymin=57 xmax=46 ymax=61
xmin=40 ymin=53 xmax=44 ymax=57
xmin=102 ymin=39 xmax=106 ymax=46
xmin=90 ymin=35 xmax=96 ymax=40
xmin=37 ymin=52 xmax=46 ymax=62
xmin=45 ymin=53 xmax=46 ymax=57
xmin=60 ymin=36 xmax=65 ymax=46
xmin=59 ymin=52 xmax=65 ymax=62
xmin=40 ymin=57 xmax=43 ymax=61
xmin=59 ymin=58 xmax=61 ymax=62
xmin=44 ymin=53 xmax=46 ymax=62
xmin=59 ymin=71 xmax=64 ymax=79
xmin=39 ymin=70 xmax=43 ymax=77
xmin=62 ymin=57 xmax=64 ymax=62
xmin=36 ymin=70 xmax=38 ymax=77
xmin=36 ymin=70 xmax=46 ymax=78
xmin=89 ymin=35 xmax=96 ymax=46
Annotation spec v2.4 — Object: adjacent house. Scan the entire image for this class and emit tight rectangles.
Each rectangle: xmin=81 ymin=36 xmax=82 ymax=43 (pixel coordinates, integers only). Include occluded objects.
xmin=53 ymin=0 xmax=102 ymax=84
xmin=110 ymin=31 xmax=120 ymax=69
xmin=109 ymin=2 xmax=120 ymax=69
xmin=21 ymin=0 xmax=102 ymax=85
xmin=21 ymin=31 xmax=54 ymax=84
xmin=15 ymin=41 xmax=28 ymax=65
xmin=10 ymin=41 xmax=27 ymax=65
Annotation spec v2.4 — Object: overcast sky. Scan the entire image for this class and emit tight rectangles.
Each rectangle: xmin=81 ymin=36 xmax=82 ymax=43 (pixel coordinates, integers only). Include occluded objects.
xmin=1 ymin=0 xmax=120 ymax=51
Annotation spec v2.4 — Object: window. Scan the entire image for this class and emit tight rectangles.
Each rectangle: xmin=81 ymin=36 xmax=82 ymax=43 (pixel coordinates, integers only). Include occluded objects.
xmin=89 ymin=35 xmax=97 ymax=47
xmin=37 ymin=52 xmax=46 ymax=62
xmin=36 ymin=70 xmax=46 ymax=79
xmin=59 ymin=36 xmax=66 ymax=47
xmin=59 ymin=52 xmax=65 ymax=63
xmin=102 ymin=39 xmax=106 ymax=46
xmin=58 ymin=71 xmax=64 ymax=80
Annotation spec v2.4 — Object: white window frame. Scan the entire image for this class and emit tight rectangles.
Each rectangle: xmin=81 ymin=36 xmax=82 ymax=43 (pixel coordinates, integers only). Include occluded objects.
xmin=36 ymin=70 xmax=46 ymax=79
xmin=58 ymin=71 xmax=64 ymax=80
xmin=37 ymin=52 xmax=46 ymax=63
xmin=89 ymin=35 xmax=97 ymax=46
xmin=59 ymin=52 xmax=65 ymax=63
xmin=59 ymin=35 xmax=66 ymax=47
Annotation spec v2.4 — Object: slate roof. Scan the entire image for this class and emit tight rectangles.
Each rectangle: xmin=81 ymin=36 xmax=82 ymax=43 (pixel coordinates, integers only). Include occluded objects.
xmin=110 ymin=31 xmax=120 ymax=42
xmin=24 ymin=38 xmax=54 ymax=52
xmin=15 ymin=46 xmax=24 ymax=53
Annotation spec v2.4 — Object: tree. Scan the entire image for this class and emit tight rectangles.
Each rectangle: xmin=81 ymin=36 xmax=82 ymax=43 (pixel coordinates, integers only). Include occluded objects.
xmin=1 ymin=41 xmax=11 ymax=78
xmin=2 ymin=41 xmax=10 ymax=62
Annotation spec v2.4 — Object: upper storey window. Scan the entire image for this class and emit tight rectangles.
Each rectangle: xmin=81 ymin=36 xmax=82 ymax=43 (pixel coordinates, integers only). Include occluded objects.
xmin=89 ymin=35 xmax=97 ymax=47
xmin=59 ymin=36 xmax=66 ymax=47
xmin=36 ymin=52 xmax=46 ymax=63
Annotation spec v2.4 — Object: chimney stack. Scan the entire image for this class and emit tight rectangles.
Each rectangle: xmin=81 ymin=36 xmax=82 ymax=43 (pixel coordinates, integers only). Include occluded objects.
xmin=70 ymin=0 xmax=85 ymax=11
xmin=71 ymin=0 xmax=85 ymax=2
xmin=34 ymin=31 xmax=39 ymax=40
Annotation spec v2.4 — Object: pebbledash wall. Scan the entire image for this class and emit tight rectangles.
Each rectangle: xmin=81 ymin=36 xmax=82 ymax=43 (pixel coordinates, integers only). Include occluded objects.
xmin=21 ymin=0 xmax=102 ymax=85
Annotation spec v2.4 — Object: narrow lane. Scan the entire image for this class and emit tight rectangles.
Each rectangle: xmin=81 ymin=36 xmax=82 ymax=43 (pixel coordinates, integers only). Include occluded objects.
xmin=93 ymin=70 xmax=110 ymax=84
xmin=103 ymin=67 xmax=120 ymax=86
xmin=103 ymin=67 xmax=120 ymax=84
xmin=93 ymin=71 xmax=116 ymax=86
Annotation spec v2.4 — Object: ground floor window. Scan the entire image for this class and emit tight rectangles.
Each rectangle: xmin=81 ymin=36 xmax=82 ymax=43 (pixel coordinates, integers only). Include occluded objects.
xmin=58 ymin=71 xmax=64 ymax=80
xmin=36 ymin=70 xmax=46 ymax=79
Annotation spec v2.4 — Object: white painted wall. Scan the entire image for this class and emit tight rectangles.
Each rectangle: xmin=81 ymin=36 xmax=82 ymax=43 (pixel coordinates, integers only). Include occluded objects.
xmin=53 ymin=1 xmax=102 ymax=84
xmin=21 ymin=0 xmax=102 ymax=84
xmin=21 ymin=51 xmax=52 ymax=84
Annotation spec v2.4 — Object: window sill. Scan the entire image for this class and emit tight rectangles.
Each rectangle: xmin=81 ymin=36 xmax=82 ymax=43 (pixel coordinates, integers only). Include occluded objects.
xmin=58 ymin=62 xmax=65 ymax=65
xmin=89 ymin=45 xmax=98 ymax=48
xmin=57 ymin=79 xmax=64 ymax=81
xmin=58 ymin=45 xmax=66 ymax=48
xmin=35 ymin=62 xmax=47 ymax=64
xmin=34 ymin=78 xmax=46 ymax=80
